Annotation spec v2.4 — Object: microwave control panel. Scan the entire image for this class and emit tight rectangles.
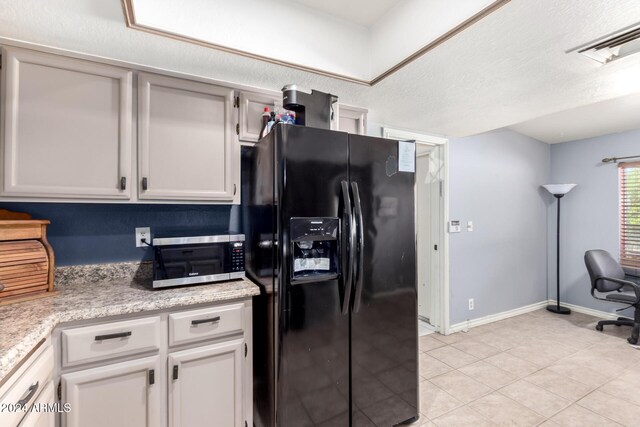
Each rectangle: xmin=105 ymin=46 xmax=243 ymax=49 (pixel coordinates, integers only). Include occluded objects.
xmin=230 ymin=241 xmax=245 ymax=272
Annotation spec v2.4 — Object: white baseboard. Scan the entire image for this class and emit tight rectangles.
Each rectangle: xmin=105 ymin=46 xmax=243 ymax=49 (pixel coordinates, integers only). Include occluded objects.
xmin=447 ymin=300 xmax=548 ymax=334
xmin=447 ymin=300 xmax=623 ymax=335
xmin=547 ymin=300 xmax=620 ymax=320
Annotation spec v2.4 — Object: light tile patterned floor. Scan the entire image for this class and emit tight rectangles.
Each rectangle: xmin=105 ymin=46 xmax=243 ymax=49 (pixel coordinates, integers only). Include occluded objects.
xmin=407 ymin=309 xmax=640 ymax=426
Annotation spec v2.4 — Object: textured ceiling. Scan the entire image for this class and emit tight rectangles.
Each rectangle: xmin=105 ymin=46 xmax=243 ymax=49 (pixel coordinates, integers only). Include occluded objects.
xmin=369 ymin=0 xmax=640 ymax=137
xmin=1 ymin=0 xmax=640 ymax=140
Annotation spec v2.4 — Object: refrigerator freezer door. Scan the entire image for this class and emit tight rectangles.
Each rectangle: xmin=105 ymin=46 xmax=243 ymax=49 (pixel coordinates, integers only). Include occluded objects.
xmin=276 ymin=125 xmax=352 ymax=426
xmin=349 ymin=135 xmax=419 ymax=425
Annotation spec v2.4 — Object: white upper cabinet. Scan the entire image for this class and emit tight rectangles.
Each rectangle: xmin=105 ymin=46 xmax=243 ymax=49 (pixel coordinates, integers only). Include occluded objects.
xmin=238 ymin=91 xmax=279 ymax=143
xmin=0 ymin=47 xmax=133 ymax=199
xmin=337 ymin=104 xmax=367 ymax=135
xmin=137 ymin=73 xmax=238 ymax=202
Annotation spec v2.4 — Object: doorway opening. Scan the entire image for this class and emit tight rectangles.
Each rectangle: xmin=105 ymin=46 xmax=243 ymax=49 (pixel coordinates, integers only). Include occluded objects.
xmin=383 ymin=128 xmax=449 ymax=335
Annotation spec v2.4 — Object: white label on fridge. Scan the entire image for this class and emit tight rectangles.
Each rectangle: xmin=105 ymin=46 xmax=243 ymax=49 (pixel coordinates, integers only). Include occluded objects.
xmin=294 ymin=258 xmax=330 ymax=272
xmin=398 ymin=140 xmax=416 ymax=172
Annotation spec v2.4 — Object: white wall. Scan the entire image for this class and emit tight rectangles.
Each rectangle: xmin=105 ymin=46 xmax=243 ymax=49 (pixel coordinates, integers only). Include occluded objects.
xmin=448 ymin=129 xmax=550 ymax=325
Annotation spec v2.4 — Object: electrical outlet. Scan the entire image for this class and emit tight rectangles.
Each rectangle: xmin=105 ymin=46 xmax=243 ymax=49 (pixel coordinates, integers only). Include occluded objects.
xmin=135 ymin=227 xmax=151 ymax=248
xmin=468 ymin=298 xmax=474 ymax=310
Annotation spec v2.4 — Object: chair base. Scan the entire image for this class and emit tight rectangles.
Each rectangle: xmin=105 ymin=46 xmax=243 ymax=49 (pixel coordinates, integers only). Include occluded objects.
xmin=596 ymin=318 xmax=639 ymax=345
xmin=546 ymin=305 xmax=571 ymax=315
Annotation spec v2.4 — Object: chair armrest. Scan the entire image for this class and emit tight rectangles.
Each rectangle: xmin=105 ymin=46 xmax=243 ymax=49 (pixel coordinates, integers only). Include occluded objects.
xmin=594 ymin=275 xmax=640 ymax=301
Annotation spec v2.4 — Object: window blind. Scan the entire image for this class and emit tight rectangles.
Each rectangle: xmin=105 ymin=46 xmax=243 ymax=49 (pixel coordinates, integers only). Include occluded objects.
xmin=620 ymin=161 xmax=640 ymax=269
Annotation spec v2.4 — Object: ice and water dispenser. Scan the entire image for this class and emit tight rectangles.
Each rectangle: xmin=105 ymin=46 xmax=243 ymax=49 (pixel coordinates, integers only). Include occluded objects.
xmin=290 ymin=217 xmax=339 ymax=283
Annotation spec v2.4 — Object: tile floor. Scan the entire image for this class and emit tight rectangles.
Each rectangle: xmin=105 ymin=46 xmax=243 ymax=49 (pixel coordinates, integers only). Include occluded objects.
xmin=409 ymin=309 xmax=640 ymax=426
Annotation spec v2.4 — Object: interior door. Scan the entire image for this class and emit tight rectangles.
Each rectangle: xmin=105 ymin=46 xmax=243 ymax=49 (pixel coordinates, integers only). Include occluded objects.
xmin=415 ymin=143 xmax=444 ymax=330
xmin=349 ymin=135 xmax=418 ymax=426
xmin=417 ymin=153 xmax=432 ymax=322
xmin=276 ymin=125 xmax=351 ymax=426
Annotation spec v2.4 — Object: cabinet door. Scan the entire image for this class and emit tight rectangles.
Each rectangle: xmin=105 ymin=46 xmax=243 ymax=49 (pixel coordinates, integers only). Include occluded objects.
xmin=337 ymin=104 xmax=367 ymax=135
xmin=18 ymin=380 xmax=55 ymax=427
xmin=238 ymin=91 xmax=278 ymax=143
xmin=1 ymin=47 xmax=132 ymax=199
xmin=62 ymin=355 xmax=161 ymax=427
xmin=138 ymin=73 xmax=237 ymax=201
xmin=168 ymin=339 xmax=244 ymax=427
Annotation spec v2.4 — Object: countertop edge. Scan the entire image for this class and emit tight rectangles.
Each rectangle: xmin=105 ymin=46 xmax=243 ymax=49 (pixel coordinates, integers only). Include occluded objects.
xmin=0 ymin=282 xmax=260 ymax=383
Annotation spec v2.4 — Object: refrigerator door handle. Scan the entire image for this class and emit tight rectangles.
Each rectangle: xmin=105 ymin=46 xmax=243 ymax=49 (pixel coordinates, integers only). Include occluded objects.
xmin=351 ymin=181 xmax=364 ymax=313
xmin=340 ymin=180 xmax=354 ymax=315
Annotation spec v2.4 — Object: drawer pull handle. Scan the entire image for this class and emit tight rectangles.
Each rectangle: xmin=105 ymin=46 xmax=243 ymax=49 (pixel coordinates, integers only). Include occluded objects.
xmin=95 ymin=331 xmax=132 ymax=341
xmin=191 ymin=316 xmax=220 ymax=326
xmin=17 ymin=381 xmax=39 ymax=406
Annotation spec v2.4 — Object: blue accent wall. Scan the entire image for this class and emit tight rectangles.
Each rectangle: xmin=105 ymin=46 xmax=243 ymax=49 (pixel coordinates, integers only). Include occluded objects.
xmin=0 ymin=202 xmax=239 ymax=266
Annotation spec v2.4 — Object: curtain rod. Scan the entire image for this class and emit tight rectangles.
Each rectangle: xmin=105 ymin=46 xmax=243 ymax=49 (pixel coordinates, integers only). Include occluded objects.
xmin=602 ymin=155 xmax=640 ymax=163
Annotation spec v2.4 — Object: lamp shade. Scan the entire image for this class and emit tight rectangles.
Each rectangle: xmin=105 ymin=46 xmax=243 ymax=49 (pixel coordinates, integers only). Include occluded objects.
xmin=541 ymin=184 xmax=577 ymax=195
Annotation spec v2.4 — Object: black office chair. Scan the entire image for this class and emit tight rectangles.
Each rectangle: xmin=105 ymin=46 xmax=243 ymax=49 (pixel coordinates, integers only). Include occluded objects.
xmin=584 ymin=249 xmax=640 ymax=344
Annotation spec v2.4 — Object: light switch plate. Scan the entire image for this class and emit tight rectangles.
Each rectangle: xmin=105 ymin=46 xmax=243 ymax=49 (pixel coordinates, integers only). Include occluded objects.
xmin=467 ymin=221 xmax=474 ymax=232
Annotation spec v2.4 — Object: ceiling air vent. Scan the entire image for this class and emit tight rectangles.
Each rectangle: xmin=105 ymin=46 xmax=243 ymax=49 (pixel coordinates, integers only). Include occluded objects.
xmin=573 ymin=23 xmax=640 ymax=64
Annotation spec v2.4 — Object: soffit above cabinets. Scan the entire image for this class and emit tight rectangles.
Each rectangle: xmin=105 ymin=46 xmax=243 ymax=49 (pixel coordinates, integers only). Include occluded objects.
xmin=508 ymin=92 xmax=640 ymax=144
xmin=121 ymin=0 xmax=508 ymax=85
xmin=289 ymin=0 xmax=401 ymax=27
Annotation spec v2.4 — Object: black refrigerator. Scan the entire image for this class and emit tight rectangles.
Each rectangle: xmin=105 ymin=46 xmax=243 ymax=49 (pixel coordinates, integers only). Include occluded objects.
xmin=245 ymin=124 xmax=418 ymax=427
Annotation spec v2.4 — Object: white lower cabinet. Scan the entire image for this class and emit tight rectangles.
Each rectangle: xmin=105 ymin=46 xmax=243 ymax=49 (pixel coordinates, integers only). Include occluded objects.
xmin=17 ymin=381 xmax=55 ymax=427
xmin=0 ymin=343 xmax=54 ymax=427
xmin=55 ymin=300 xmax=252 ymax=427
xmin=168 ymin=339 xmax=244 ymax=427
xmin=62 ymin=355 xmax=162 ymax=427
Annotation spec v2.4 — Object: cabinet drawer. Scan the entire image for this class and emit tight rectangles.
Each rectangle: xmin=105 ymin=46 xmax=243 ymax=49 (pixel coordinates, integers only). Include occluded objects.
xmin=0 ymin=346 xmax=53 ymax=427
xmin=169 ymin=303 xmax=244 ymax=347
xmin=18 ymin=380 xmax=55 ymax=427
xmin=61 ymin=316 xmax=161 ymax=367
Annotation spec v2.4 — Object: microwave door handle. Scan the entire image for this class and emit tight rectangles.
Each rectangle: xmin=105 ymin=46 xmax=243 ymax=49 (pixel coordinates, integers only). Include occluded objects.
xmin=340 ymin=180 xmax=354 ymax=315
xmin=351 ymin=182 xmax=364 ymax=313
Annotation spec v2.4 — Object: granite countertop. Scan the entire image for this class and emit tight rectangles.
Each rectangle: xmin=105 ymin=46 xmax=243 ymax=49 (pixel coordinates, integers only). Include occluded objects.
xmin=0 ymin=262 xmax=260 ymax=383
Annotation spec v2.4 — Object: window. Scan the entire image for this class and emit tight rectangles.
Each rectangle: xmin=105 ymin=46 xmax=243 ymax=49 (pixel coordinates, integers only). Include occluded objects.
xmin=620 ymin=162 xmax=640 ymax=269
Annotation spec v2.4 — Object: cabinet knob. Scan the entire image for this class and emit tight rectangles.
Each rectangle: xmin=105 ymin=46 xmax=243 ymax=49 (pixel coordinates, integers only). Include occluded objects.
xmin=142 ymin=177 xmax=148 ymax=191
xmin=120 ymin=177 xmax=127 ymax=191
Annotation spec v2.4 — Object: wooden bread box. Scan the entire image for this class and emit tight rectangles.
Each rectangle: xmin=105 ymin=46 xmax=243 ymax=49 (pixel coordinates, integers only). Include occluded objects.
xmin=0 ymin=212 xmax=56 ymax=305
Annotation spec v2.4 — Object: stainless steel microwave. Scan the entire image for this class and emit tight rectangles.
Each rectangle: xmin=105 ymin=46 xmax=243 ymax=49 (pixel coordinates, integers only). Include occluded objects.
xmin=151 ymin=234 xmax=245 ymax=289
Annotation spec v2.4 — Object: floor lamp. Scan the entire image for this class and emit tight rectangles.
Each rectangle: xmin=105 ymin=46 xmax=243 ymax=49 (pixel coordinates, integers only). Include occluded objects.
xmin=542 ymin=184 xmax=577 ymax=315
